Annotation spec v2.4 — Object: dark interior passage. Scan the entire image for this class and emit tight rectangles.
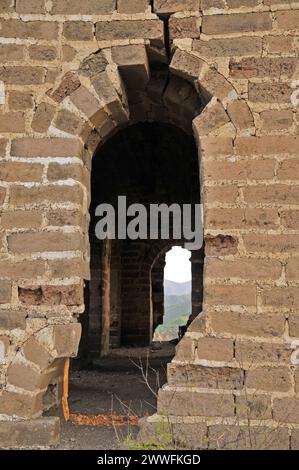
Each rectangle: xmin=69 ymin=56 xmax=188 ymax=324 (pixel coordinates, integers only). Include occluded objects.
xmin=79 ymin=121 xmax=202 ymax=361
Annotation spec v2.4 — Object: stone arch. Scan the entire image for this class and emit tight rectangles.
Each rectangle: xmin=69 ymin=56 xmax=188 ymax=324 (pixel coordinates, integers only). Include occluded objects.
xmin=2 ymin=44 xmax=250 ymax=422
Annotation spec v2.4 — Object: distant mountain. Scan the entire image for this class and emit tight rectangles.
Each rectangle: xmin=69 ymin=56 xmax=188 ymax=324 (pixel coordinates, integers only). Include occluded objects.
xmin=165 ymin=294 xmax=191 ymax=321
xmin=154 ymin=280 xmax=192 ymax=341
xmin=164 ymin=280 xmax=191 ymax=296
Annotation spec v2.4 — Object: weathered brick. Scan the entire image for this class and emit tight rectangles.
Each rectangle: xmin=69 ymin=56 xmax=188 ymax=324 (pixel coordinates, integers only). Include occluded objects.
xmin=0 ymin=0 xmax=14 ymax=13
xmin=168 ymin=363 xmax=243 ymax=389
xmin=200 ymin=68 xmax=233 ymax=101
xmin=249 ymin=83 xmax=291 ymax=103
xmin=0 ymin=162 xmax=43 ymax=182
xmin=11 ymin=138 xmax=82 ymax=158
xmin=0 ymin=66 xmax=45 ymax=85
xmin=236 ymin=136 xmax=299 ymax=156
xmin=47 ymin=163 xmax=83 ymax=182
xmin=29 ymin=45 xmax=57 ymax=62
xmin=202 ymin=12 xmax=272 ymax=35
xmin=19 ymin=285 xmax=83 ymax=306
xmin=54 ymin=110 xmax=83 ymax=135
xmin=204 ymin=185 xmax=239 ymax=203
xmin=46 ymin=68 xmax=60 ymax=84
xmin=265 ymin=0 xmax=295 ymax=4
xmin=79 ymin=51 xmax=108 ymax=78
xmin=63 ymin=22 xmax=94 ymax=41
xmin=48 ymin=258 xmax=88 ymax=279
xmin=31 ymin=102 xmax=56 ymax=133
xmin=277 ymin=160 xmax=299 ymax=180
xmin=209 ymin=311 xmax=285 ymax=338
xmin=0 ymin=112 xmax=25 ymax=133
xmin=169 ymin=16 xmax=200 ymax=39
xmin=9 ymin=184 xmax=83 ymax=206
xmin=276 ymin=10 xmax=299 ymax=30
xmin=0 ymin=140 xmax=8 ymax=157
xmin=23 ymin=338 xmax=52 ymax=369
xmin=51 ymin=0 xmax=116 ymax=14
xmin=204 ymin=159 xmax=274 ymax=181
xmin=0 ymin=19 xmax=58 ymax=40
xmin=118 ymin=0 xmax=149 ymax=13
xmin=243 ymin=184 xmax=299 ymax=205
xmin=8 ymin=91 xmax=33 ymax=110
xmin=0 ymin=260 xmax=45 ymax=279
xmin=195 ymin=337 xmax=234 ymax=362
xmin=193 ymin=102 xmax=229 ymax=135
xmin=62 ymin=45 xmax=76 ymax=62
xmin=274 ymin=397 xmax=299 ymax=424
xmin=205 ymin=284 xmax=256 ymax=306
xmin=193 ymin=37 xmax=262 ymax=57
xmin=0 ymin=187 xmax=6 ymax=205
xmin=0 ymin=417 xmax=60 ymax=449
xmin=205 ymin=208 xmax=279 ymax=230
xmin=7 ymin=232 xmax=82 ymax=253
xmin=205 ymin=234 xmax=238 ymax=256
xmin=53 ymin=323 xmax=81 ymax=357
xmin=7 ymin=363 xmax=40 ymax=391
xmin=16 ymin=0 xmax=46 ymax=13
xmin=47 ymin=72 xmax=81 ymax=103
xmin=154 ymin=0 xmax=200 ymax=13
xmin=70 ymin=86 xmax=111 ymax=129
xmin=203 ymin=0 xmax=259 ymax=8
xmin=261 ymin=287 xmax=299 ymax=308
xmin=0 ymin=281 xmax=11 ymax=304
xmin=158 ymin=389 xmax=234 ymax=416
xmin=200 ymin=137 xmax=233 ymax=157
xmin=230 ymin=57 xmax=296 ymax=79
xmin=95 ymin=20 xmax=163 ymax=42
xmin=1 ymin=211 xmax=43 ymax=229
xmin=260 ymin=109 xmax=293 ymax=131
xmin=265 ymin=35 xmax=293 ymax=54
xmin=281 ymin=210 xmax=299 ymax=230
xmin=139 ymin=420 xmax=208 ymax=450
xmin=46 ymin=209 xmax=83 ymax=227
xmin=170 ymin=49 xmax=205 ymax=81
xmin=286 ymin=259 xmax=299 ymax=280
xmin=244 ymin=234 xmax=299 ymax=254
xmin=292 ymin=429 xmax=299 ymax=450
xmin=0 ymin=390 xmax=43 ymax=418
xmin=0 ymin=309 xmax=27 ymax=330
xmin=0 ymin=44 xmax=25 ymax=61
xmin=206 ymin=258 xmax=281 ymax=280
xmin=235 ymin=340 xmax=291 ymax=364
xmin=227 ymin=100 xmax=254 ymax=130
xmin=235 ymin=394 xmax=272 ymax=420
xmin=209 ymin=424 xmax=289 ymax=450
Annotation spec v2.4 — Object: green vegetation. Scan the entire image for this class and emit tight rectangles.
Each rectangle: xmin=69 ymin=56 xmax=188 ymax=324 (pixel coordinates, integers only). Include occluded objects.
xmin=154 ymin=281 xmax=191 ymax=341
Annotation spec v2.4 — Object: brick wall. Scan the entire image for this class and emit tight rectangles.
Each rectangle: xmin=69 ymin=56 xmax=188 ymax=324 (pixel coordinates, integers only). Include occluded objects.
xmin=0 ymin=0 xmax=299 ymax=449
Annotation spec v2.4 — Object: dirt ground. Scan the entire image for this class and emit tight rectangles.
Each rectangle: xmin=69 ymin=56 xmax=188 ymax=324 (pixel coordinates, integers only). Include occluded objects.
xmin=57 ymin=343 xmax=175 ymax=450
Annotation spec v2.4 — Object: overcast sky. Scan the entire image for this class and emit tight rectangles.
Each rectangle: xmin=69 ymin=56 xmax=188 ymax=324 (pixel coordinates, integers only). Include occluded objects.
xmin=164 ymin=247 xmax=191 ymax=283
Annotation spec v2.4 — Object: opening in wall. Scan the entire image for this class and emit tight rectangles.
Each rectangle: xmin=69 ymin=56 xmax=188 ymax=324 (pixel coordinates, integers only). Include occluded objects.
xmin=153 ymin=247 xmax=192 ymax=343
xmin=65 ymin=120 xmax=203 ymax=443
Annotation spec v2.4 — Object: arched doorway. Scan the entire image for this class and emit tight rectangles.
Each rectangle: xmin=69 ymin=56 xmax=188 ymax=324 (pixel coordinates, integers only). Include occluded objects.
xmin=67 ymin=116 xmax=203 ymax=445
xmin=79 ymin=121 xmax=201 ymax=360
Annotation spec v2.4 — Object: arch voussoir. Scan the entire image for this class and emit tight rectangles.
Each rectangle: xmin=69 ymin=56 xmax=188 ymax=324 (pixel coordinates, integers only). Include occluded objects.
xmin=4 ymin=324 xmax=81 ymax=420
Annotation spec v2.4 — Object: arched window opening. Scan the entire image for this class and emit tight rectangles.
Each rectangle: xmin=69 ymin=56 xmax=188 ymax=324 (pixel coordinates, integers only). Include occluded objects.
xmin=153 ymin=247 xmax=192 ymax=342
